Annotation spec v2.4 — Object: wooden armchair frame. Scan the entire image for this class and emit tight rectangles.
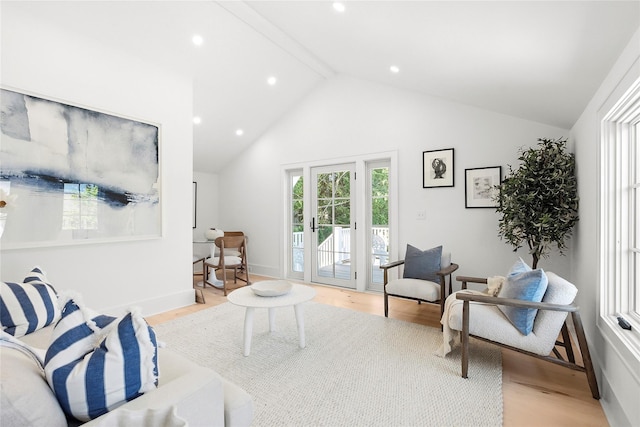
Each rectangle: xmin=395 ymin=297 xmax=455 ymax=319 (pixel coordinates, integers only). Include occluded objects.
xmin=456 ymin=276 xmax=600 ymax=400
xmin=381 ymin=260 xmax=459 ymax=317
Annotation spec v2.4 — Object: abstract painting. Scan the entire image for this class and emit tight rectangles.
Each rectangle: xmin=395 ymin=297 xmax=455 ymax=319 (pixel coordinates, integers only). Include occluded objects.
xmin=0 ymin=88 xmax=161 ymax=248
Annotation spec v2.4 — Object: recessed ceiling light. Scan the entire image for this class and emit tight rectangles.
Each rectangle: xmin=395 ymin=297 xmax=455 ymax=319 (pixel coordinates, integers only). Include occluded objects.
xmin=333 ymin=2 xmax=346 ymax=13
xmin=236 ymin=129 xmax=244 ymax=136
xmin=192 ymin=35 xmax=204 ymax=46
xmin=193 ymin=116 xmax=202 ymax=124
xmin=390 ymin=65 xmax=400 ymax=74
xmin=267 ymin=76 xmax=277 ymax=86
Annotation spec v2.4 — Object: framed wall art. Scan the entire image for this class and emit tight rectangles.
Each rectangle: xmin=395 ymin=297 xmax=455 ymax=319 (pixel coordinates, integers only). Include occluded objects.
xmin=193 ymin=181 xmax=197 ymax=229
xmin=0 ymin=87 xmax=161 ymax=248
xmin=423 ymin=148 xmax=454 ymax=188
xmin=465 ymin=166 xmax=502 ymax=208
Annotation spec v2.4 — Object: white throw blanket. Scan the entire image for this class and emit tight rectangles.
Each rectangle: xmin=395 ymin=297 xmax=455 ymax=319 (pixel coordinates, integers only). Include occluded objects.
xmin=437 ymin=276 xmax=505 ymax=357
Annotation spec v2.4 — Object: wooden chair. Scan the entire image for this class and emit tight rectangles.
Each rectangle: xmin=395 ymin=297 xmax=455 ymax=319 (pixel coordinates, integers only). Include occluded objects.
xmin=449 ymin=273 xmax=600 ymax=399
xmin=204 ymin=235 xmax=250 ymax=296
xmin=381 ymin=249 xmax=459 ymax=317
xmin=223 ymin=231 xmax=247 ymax=272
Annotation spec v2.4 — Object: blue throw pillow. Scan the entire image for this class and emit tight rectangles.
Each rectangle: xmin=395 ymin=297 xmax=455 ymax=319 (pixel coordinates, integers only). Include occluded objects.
xmin=508 ymin=257 xmax=531 ymax=277
xmin=497 ymin=260 xmax=548 ymax=335
xmin=403 ymin=245 xmax=442 ymax=283
xmin=0 ymin=267 xmax=60 ymax=337
xmin=44 ymin=298 xmax=158 ymax=422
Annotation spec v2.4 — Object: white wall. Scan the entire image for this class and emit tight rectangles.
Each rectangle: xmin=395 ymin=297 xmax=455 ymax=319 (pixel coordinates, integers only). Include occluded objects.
xmin=0 ymin=4 xmax=195 ymax=316
xmin=218 ymin=75 xmax=571 ymax=281
xmin=571 ymin=26 xmax=640 ymax=427
xmin=192 ymin=171 xmax=219 ymax=260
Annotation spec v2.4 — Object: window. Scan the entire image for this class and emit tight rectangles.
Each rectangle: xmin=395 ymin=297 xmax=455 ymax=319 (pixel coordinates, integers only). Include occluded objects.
xmin=600 ymin=75 xmax=640 ymax=356
xmin=63 ymin=183 xmax=98 ymax=230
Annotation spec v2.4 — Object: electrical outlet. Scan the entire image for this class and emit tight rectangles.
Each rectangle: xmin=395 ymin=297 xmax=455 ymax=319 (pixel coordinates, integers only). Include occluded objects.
xmin=417 ymin=210 xmax=426 ymax=220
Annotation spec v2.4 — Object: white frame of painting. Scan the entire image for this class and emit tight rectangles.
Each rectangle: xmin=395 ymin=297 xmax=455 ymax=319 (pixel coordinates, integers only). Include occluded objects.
xmin=464 ymin=166 xmax=502 ymax=208
xmin=0 ymin=87 xmax=162 ymax=249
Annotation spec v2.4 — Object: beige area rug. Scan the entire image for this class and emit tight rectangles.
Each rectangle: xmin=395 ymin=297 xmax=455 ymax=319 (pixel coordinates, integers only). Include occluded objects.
xmin=153 ymin=301 xmax=502 ymax=427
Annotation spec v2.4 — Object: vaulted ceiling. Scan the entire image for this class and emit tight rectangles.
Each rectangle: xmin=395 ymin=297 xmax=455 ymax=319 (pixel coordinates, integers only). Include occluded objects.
xmin=9 ymin=1 xmax=640 ymax=172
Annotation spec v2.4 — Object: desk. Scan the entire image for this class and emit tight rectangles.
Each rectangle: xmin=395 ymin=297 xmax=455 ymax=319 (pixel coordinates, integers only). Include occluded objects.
xmin=227 ymin=282 xmax=316 ymax=356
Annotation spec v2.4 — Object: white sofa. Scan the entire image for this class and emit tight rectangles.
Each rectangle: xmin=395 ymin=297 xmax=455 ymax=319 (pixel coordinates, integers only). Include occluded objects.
xmin=2 ymin=325 xmax=254 ymax=427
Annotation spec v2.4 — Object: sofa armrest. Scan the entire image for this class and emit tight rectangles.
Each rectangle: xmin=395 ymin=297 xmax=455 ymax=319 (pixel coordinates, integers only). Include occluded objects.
xmin=84 ymin=348 xmax=225 ymax=427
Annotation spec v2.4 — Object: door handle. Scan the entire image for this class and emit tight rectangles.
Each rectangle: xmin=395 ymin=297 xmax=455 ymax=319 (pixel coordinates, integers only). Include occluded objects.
xmin=311 ymin=217 xmax=317 ymax=232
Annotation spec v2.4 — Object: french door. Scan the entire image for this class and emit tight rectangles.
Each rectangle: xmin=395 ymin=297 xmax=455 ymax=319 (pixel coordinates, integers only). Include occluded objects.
xmin=310 ymin=164 xmax=356 ymax=288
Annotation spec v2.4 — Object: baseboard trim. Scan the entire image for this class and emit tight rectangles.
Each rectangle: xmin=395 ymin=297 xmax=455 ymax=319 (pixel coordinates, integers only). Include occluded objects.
xmin=247 ymin=263 xmax=280 ymax=278
xmin=102 ymin=289 xmax=195 ymax=318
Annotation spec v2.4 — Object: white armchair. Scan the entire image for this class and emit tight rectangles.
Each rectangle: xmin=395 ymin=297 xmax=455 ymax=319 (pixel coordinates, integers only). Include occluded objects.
xmin=381 ymin=245 xmax=459 ymax=317
xmin=446 ymin=272 xmax=600 ymax=400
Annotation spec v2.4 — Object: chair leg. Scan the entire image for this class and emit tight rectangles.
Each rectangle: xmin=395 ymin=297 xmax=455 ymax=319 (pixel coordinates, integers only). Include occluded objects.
xmin=571 ymin=311 xmax=600 ymax=399
xmin=222 ymin=268 xmax=228 ymax=296
xmin=244 ymin=260 xmax=251 ymax=285
xmin=461 ymin=300 xmax=470 ymax=378
xmin=195 ymin=287 xmax=205 ymax=304
xmin=198 ymin=260 xmax=206 ymax=303
xmin=560 ymin=322 xmax=576 ymax=363
xmin=384 ymin=292 xmax=389 ymax=317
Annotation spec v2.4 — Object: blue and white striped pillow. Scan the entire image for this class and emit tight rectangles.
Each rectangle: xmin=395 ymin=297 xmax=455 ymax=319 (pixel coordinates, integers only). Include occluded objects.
xmin=44 ymin=298 xmax=159 ymax=422
xmin=0 ymin=267 xmax=60 ymax=337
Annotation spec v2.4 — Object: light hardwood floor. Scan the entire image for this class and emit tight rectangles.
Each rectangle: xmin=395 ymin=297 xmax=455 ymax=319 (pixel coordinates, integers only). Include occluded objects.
xmin=146 ymin=275 xmax=608 ymax=427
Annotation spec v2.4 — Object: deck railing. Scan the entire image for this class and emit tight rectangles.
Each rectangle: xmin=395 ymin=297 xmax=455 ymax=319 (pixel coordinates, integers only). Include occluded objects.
xmin=293 ymin=227 xmax=389 ymax=269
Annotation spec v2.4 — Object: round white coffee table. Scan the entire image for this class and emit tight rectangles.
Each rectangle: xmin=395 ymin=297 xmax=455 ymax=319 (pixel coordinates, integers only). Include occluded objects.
xmin=227 ymin=282 xmax=316 ymax=356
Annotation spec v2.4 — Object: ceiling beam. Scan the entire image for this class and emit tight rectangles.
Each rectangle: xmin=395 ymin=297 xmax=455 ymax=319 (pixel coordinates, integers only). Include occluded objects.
xmin=216 ymin=1 xmax=336 ymax=79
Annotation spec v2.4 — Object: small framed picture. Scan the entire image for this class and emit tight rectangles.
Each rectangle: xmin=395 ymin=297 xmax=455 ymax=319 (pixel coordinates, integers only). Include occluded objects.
xmin=423 ymin=148 xmax=454 ymax=188
xmin=465 ymin=166 xmax=502 ymax=208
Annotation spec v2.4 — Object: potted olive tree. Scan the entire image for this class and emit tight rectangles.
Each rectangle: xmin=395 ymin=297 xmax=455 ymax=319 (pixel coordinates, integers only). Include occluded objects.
xmin=495 ymin=137 xmax=579 ymax=269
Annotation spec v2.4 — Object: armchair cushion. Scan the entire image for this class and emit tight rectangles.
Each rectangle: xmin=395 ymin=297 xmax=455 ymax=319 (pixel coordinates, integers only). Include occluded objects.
xmin=497 ymin=260 xmax=548 ymax=335
xmin=403 ymin=245 xmax=442 ymax=282
xmin=1 ymin=267 xmax=60 ymax=338
xmin=386 ymin=278 xmax=440 ymax=301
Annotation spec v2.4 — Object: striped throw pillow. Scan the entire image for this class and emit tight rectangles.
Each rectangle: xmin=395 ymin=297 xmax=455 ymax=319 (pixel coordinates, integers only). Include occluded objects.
xmin=0 ymin=267 xmax=60 ymax=337
xmin=44 ymin=298 xmax=159 ymax=422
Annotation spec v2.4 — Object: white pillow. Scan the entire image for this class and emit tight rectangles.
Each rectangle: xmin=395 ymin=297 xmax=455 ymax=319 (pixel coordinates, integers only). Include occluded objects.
xmin=44 ymin=298 xmax=158 ymax=422
xmin=0 ymin=266 xmax=60 ymax=337
xmin=0 ymin=331 xmax=66 ymax=427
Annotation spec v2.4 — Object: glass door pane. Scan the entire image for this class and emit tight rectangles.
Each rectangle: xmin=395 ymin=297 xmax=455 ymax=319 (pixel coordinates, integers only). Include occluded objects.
xmin=290 ymin=171 xmax=304 ymax=278
xmin=311 ymin=164 xmax=355 ymax=288
xmin=368 ymin=163 xmax=389 ymax=291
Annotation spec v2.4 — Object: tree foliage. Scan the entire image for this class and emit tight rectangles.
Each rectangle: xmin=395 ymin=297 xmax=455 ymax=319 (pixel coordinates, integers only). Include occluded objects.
xmin=291 ymin=168 xmax=389 ymax=243
xmin=495 ymin=137 xmax=579 ymax=268
xmin=371 ymin=168 xmax=389 ymax=226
